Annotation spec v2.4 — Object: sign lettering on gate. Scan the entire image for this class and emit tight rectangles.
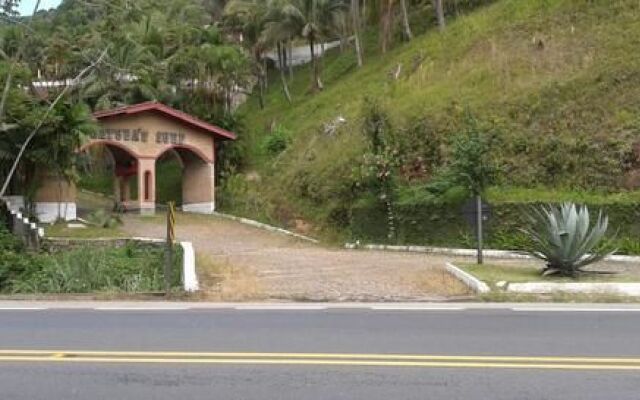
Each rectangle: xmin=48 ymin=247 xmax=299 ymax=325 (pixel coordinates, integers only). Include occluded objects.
xmin=92 ymin=128 xmax=187 ymax=146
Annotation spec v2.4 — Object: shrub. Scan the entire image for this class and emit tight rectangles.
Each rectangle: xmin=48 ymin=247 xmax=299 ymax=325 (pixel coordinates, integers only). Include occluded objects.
xmin=521 ymin=203 xmax=616 ymax=277
xmin=0 ymin=226 xmax=33 ymax=289
xmin=262 ymin=125 xmax=291 ymax=156
xmin=86 ymin=209 xmax=122 ymax=229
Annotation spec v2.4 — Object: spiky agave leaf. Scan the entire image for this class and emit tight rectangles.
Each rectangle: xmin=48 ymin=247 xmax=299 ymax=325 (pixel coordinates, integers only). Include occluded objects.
xmin=521 ymin=202 xmax=616 ymax=277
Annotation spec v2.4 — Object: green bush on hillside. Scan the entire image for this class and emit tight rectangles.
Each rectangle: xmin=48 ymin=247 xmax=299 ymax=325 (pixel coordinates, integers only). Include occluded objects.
xmin=262 ymin=125 xmax=292 ymax=156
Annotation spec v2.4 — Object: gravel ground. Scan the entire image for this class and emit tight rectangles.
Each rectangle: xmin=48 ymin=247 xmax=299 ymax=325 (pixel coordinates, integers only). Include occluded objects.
xmin=121 ymin=214 xmax=471 ymax=301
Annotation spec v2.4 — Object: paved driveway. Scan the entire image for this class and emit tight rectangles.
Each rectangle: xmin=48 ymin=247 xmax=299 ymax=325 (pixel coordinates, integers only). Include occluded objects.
xmin=122 ymin=213 xmax=470 ymax=301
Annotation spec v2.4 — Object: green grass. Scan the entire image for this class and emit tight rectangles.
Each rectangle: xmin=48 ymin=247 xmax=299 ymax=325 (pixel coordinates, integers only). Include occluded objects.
xmin=6 ymin=244 xmax=182 ymax=294
xmin=45 ymin=223 xmax=125 ymax=239
xmin=486 ymin=187 xmax=640 ymax=205
xmin=228 ymin=0 xmax=640 ymax=236
xmin=460 ymin=263 xmax=638 ymax=288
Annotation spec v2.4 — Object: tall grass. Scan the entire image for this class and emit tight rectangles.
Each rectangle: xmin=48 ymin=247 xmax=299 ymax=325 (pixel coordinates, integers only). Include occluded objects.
xmin=6 ymin=244 xmax=181 ymax=294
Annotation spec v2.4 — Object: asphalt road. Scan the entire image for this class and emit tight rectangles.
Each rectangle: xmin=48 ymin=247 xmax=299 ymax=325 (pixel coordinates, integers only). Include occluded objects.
xmin=1 ymin=303 xmax=640 ymax=399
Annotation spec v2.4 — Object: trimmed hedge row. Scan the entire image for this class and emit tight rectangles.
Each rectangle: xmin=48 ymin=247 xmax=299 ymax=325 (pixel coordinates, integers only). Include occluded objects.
xmin=350 ymin=200 xmax=640 ymax=255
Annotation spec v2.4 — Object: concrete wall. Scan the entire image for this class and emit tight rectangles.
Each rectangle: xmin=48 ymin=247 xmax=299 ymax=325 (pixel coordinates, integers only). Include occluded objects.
xmin=33 ymin=173 xmax=77 ymax=222
xmin=182 ymin=160 xmax=215 ymax=211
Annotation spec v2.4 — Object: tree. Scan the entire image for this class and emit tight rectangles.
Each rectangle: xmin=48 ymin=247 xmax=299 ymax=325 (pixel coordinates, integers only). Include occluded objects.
xmin=351 ymin=0 xmax=363 ymax=67
xmin=0 ymin=0 xmax=20 ymax=18
xmin=433 ymin=0 xmax=445 ymax=31
xmin=442 ymin=115 xmax=496 ymax=264
xmin=360 ymin=98 xmax=399 ymax=241
xmin=224 ymin=0 xmax=271 ymax=106
xmin=82 ymin=38 xmax=158 ymax=110
xmin=263 ymin=0 xmax=347 ymax=91
xmin=379 ymin=0 xmax=393 ymax=54
xmin=399 ymin=0 xmax=412 ymax=40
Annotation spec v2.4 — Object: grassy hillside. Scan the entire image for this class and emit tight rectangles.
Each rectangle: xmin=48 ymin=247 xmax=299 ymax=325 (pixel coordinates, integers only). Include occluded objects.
xmin=227 ymin=0 xmax=640 ymax=241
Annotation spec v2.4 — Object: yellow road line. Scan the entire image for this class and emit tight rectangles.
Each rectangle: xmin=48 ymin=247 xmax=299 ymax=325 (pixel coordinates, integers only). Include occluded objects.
xmin=0 ymin=350 xmax=639 ymax=364
xmin=0 ymin=356 xmax=639 ymax=370
xmin=0 ymin=350 xmax=639 ymax=370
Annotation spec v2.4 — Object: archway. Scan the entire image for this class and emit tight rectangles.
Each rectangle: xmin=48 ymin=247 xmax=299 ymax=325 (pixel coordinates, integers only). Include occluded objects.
xmin=155 ymin=145 xmax=215 ymax=213
xmin=77 ymin=141 xmax=140 ymax=215
xmin=31 ymin=102 xmax=235 ymax=222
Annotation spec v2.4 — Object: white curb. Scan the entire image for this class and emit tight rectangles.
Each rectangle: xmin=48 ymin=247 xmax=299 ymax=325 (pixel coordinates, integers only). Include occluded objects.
xmin=213 ymin=212 xmax=319 ymax=243
xmin=345 ymin=243 xmax=640 ymax=263
xmin=507 ymin=282 xmax=640 ymax=296
xmin=180 ymin=241 xmax=199 ymax=292
xmin=445 ymin=262 xmax=490 ymax=294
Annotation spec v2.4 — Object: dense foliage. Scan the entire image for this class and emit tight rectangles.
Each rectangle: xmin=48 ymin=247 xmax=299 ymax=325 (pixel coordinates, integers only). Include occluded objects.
xmin=0 ymin=224 xmax=180 ymax=293
xmin=228 ymin=0 xmax=640 ymax=245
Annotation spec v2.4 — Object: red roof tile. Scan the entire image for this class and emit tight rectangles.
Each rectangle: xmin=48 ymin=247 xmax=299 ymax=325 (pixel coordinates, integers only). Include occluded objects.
xmin=93 ymin=101 xmax=236 ymax=140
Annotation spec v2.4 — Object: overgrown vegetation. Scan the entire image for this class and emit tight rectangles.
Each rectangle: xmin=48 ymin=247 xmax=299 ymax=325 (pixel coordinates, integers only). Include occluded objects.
xmin=0 ymin=225 xmax=180 ymax=294
xmin=225 ymin=0 xmax=640 ymax=248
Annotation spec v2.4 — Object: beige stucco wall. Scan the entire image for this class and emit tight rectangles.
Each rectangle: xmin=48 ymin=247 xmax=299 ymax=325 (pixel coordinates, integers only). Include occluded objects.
xmin=182 ymin=160 xmax=215 ymax=205
xmin=34 ymin=172 xmax=76 ymax=203
xmin=89 ymin=112 xmax=216 ymax=162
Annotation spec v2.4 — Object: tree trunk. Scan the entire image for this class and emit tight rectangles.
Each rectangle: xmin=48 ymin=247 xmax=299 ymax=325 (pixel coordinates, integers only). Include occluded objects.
xmin=380 ymin=0 xmax=393 ymax=54
xmin=362 ymin=0 xmax=367 ymax=28
xmin=277 ymin=42 xmax=292 ymax=103
xmin=254 ymin=52 xmax=265 ymax=109
xmin=309 ymin=36 xmax=322 ymax=91
xmin=433 ymin=0 xmax=445 ymax=31
xmin=281 ymin=41 xmax=288 ymax=75
xmin=320 ymin=42 xmax=326 ymax=74
xmin=352 ymin=0 xmax=363 ymax=67
xmin=287 ymin=39 xmax=293 ymax=80
xmin=400 ymin=0 xmax=413 ymax=41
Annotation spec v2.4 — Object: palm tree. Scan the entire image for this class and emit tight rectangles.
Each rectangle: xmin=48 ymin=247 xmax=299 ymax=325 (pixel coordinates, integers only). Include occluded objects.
xmin=263 ymin=0 xmax=347 ymax=91
xmin=224 ymin=0 xmax=273 ymax=106
xmin=82 ymin=38 xmax=158 ymax=110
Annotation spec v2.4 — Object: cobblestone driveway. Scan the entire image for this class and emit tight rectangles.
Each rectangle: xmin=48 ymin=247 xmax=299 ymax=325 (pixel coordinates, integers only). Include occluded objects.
xmin=122 ymin=213 xmax=470 ymax=301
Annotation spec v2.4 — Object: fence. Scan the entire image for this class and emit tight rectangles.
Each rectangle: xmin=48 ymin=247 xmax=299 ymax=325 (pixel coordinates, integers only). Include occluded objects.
xmin=1 ymin=199 xmax=44 ymax=251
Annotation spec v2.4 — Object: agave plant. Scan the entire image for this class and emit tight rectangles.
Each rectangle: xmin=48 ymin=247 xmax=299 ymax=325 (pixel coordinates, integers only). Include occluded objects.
xmin=521 ymin=202 xmax=616 ymax=277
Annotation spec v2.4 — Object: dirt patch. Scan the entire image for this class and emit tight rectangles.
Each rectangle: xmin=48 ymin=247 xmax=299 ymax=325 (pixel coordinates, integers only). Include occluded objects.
xmin=121 ymin=213 xmax=471 ymax=301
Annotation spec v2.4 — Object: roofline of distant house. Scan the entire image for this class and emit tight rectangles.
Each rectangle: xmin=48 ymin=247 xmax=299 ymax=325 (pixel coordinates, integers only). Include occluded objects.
xmin=93 ymin=102 xmax=236 ymax=141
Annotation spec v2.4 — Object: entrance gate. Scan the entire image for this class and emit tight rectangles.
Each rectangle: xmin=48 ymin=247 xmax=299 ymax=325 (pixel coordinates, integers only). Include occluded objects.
xmin=33 ymin=102 xmax=236 ymax=222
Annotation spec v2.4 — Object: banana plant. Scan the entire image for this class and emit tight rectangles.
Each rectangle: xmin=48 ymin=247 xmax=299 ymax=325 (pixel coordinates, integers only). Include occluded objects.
xmin=521 ymin=202 xmax=616 ymax=277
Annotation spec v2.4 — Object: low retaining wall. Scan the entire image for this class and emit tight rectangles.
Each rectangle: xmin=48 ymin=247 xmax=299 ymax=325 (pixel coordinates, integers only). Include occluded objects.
xmin=1 ymin=199 xmax=44 ymax=250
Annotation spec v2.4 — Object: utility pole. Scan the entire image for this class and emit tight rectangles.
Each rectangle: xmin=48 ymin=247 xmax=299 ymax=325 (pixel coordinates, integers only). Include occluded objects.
xmin=165 ymin=201 xmax=176 ymax=294
xmin=476 ymin=194 xmax=484 ymax=265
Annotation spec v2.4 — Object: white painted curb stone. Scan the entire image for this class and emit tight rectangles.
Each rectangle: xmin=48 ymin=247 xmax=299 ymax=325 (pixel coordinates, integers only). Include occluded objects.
xmin=445 ymin=262 xmax=490 ymax=294
xmin=180 ymin=241 xmax=199 ymax=292
xmin=507 ymin=282 xmax=640 ymax=296
xmin=345 ymin=243 xmax=640 ymax=263
xmin=213 ymin=212 xmax=319 ymax=243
